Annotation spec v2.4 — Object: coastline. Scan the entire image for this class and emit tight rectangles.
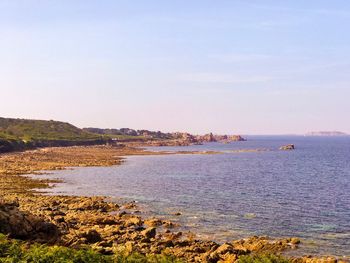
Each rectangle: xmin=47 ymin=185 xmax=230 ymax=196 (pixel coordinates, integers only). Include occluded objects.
xmin=0 ymin=145 xmax=347 ymax=262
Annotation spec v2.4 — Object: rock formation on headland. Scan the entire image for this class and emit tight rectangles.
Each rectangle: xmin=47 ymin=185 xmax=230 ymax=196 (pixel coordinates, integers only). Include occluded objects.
xmin=144 ymin=132 xmax=247 ymax=146
xmin=195 ymin=133 xmax=246 ymax=143
xmin=84 ymin=127 xmax=246 ymax=144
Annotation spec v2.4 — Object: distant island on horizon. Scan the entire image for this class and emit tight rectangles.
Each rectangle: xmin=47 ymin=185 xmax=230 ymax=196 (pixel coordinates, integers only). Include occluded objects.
xmin=305 ymin=131 xmax=348 ymax=136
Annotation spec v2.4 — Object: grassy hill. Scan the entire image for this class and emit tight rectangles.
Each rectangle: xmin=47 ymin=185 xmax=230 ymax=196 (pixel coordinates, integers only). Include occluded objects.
xmin=0 ymin=117 xmax=100 ymax=141
xmin=0 ymin=117 xmax=107 ymax=153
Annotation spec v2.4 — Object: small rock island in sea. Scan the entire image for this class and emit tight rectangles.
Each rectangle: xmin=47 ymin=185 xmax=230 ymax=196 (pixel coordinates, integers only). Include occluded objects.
xmin=279 ymin=144 xmax=295 ymax=150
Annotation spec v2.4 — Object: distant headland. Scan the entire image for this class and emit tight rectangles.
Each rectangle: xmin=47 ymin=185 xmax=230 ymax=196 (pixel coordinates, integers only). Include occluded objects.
xmin=0 ymin=117 xmax=245 ymax=153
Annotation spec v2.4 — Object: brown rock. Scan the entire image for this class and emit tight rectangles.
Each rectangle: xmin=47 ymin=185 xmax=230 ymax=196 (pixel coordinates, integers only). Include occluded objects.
xmin=216 ymin=243 xmax=235 ymax=254
xmin=0 ymin=201 xmax=59 ymax=243
xmin=144 ymin=218 xmax=162 ymax=227
xmin=124 ymin=216 xmax=142 ymax=227
xmin=141 ymin=227 xmax=156 ymax=239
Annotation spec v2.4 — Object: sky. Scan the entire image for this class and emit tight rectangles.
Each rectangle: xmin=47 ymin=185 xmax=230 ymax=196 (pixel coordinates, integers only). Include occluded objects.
xmin=0 ymin=0 xmax=350 ymax=135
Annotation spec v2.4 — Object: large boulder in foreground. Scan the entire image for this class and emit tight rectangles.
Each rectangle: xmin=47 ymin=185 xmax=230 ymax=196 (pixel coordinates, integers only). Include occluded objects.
xmin=0 ymin=200 xmax=59 ymax=243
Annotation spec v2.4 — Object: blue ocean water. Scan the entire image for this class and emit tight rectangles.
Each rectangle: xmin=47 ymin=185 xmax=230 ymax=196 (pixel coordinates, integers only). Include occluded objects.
xmin=34 ymin=136 xmax=350 ymax=257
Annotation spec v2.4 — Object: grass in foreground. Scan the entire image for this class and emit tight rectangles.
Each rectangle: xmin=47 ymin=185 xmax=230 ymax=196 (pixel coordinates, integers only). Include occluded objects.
xmin=0 ymin=234 xmax=182 ymax=263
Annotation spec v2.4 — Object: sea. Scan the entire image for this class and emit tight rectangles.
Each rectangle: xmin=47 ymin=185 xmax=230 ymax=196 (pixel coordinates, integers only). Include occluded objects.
xmin=31 ymin=136 xmax=350 ymax=257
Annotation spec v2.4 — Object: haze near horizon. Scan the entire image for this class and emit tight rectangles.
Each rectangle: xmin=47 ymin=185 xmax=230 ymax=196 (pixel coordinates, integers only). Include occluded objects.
xmin=1 ymin=1 xmax=350 ymax=135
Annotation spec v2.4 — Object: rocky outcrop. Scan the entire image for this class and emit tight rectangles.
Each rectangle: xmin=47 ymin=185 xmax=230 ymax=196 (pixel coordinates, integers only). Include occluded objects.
xmin=2 ymin=194 xmax=305 ymax=262
xmin=228 ymin=135 xmax=246 ymax=141
xmin=195 ymin=133 xmax=246 ymax=143
xmin=0 ymin=200 xmax=59 ymax=243
xmin=280 ymin=144 xmax=295 ymax=150
xmin=196 ymin=133 xmax=216 ymax=142
xmin=232 ymin=236 xmax=300 ymax=253
xmin=82 ymin=126 xmax=247 ymax=146
xmin=135 ymin=132 xmax=247 ymax=147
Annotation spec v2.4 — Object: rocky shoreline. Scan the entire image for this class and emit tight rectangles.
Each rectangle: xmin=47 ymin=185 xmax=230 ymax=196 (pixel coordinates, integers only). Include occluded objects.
xmin=0 ymin=145 xmax=348 ymax=262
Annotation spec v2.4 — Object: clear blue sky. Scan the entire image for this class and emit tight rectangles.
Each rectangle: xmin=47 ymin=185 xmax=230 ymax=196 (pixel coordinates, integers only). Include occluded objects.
xmin=1 ymin=1 xmax=349 ymax=134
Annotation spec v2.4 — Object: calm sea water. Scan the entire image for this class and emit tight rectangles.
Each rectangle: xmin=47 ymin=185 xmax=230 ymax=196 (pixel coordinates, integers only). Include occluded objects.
xmin=33 ymin=136 xmax=350 ymax=257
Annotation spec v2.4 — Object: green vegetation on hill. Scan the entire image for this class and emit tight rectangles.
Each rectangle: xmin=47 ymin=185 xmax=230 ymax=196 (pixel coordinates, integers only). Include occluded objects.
xmin=0 ymin=117 xmax=109 ymax=153
xmin=0 ymin=234 xmax=181 ymax=263
xmin=83 ymin=128 xmax=173 ymax=140
xmin=103 ymin=134 xmax=149 ymax=142
xmin=0 ymin=117 xmax=100 ymax=141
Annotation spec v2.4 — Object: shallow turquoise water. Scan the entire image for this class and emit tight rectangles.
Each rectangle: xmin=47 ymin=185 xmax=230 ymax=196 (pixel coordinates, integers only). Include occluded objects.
xmin=33 ymin=136 xmax=350 ymax=257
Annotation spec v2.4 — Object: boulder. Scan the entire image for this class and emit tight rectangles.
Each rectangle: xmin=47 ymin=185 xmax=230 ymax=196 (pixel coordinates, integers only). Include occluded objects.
xmin=0 ymin=201 xmax=59 ymax=243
